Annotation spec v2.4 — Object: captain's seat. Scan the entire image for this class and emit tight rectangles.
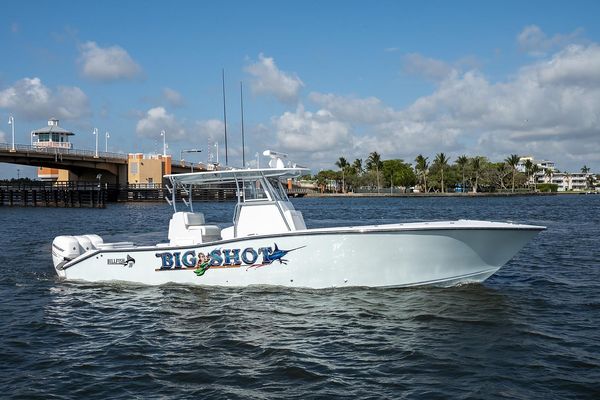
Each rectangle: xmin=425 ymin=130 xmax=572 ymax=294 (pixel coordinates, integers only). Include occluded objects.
xmin=168 ymin=212 xmax=222 ymax=245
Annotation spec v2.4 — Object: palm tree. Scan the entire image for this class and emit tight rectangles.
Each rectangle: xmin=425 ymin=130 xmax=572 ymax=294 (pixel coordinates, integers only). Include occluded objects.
xmin=352 ymin=158 xmax=363 ymax=175
xmin=544 ymin=168 xmax=554 ymax=184
xmin=581 ymin=165 xmax=591 ymax=174
xmin=470 ymin=156 xmax=483 ymax=193
xmin=504 ymin=154 xmax=521 ymax=192
xmin=366 ymin=151 xmax=383 ymax=192
xmin=335 ymin=157 xmax=349 ymax=193
xmin=456 ymin=155 xmax=469 ymax=193
xmin=414 ymin=154 xmax=429 ymax=192
xmin=531 ymin=164 xmax=540 ymax=191
xmin=586 ymin=175 xmax=595 ymax=190
xmin=434 ymin=152 xmax=449 ymax=193
xmin=524 ymin=159 xmax=533 ymax=190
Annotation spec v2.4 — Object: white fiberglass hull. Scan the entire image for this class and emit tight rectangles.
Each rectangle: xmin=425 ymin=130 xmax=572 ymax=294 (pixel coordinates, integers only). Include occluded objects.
xmin=53 ymin=220 xmax=543 ymax=289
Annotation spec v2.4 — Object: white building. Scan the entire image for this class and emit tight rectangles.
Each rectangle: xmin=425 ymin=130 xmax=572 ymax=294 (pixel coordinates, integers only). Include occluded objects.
xmin=32 ymin=118 xmax=74 ymax=149
xmin=519 ymin=156 xmax=596 ymax=191
xmin=535 ymin=172 xmax=594 ymax=191
xmin=517 ymin=156 xmax=555 ymax=173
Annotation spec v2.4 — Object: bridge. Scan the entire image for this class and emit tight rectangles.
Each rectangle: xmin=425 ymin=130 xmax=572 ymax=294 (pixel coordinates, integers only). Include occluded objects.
xmin=0 ymin=142 xmax=206 ymax=184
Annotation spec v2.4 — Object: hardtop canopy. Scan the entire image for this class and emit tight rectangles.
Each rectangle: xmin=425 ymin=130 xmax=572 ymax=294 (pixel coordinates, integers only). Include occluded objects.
xmin=165 ymin=167 xmax=310 ymax=186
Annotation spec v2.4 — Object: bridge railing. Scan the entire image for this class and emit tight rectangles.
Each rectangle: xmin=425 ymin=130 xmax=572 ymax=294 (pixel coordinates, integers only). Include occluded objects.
xmin=0 ymin=142 xmax=128 ymax=161
xmin=1 ymin=142 xmax=208 ymax=167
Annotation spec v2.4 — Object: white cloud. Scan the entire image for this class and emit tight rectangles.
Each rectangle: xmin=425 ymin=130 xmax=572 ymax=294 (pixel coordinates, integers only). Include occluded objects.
xmin=136 ymin=108 xmax=226 ymax=148
xmin=135 ymin=107 xmax=186 ymax=140
xmin=0 ymin=129 xmax=6 ymax=142
xmin=78 ymin=41 xmax=142 ymax=81
xmin=245 ymin=53 xmax=304 ymax=103
xmin=308 ymin=92 xmax=397 ymax=124
xmin=403 ymin=53 xmax=455 ymax=81
xmin=272 ymin=105 xmax=351 ymax=153
xmin=195 ymin=119 xmax=224 ymax=139
xmin=281 ymin=42 xmax=600 ymax=171
xmin=163 ymin=87 xmax=185 ymax=107
xmin=0 ymin=77 xmax=90 ymax=121
xmin=517 ymin=25 xmax=584 ymax=56
xmin=533 ymin=44 xmax=600 ymax=87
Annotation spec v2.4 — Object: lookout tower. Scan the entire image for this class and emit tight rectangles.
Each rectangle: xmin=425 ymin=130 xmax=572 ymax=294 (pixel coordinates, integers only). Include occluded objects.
xmin=32 ymin=118 xmax=74 ymax=149
xmin=32 ymin=118 xmax=76 ymax=181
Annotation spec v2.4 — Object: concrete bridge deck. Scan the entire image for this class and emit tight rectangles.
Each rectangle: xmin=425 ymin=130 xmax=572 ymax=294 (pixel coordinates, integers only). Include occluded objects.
xmin=0 ymin=142 xmax=206 ymax=183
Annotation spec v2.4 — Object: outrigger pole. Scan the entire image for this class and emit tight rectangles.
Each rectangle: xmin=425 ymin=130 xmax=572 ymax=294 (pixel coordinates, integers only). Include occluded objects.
xmin=240 ymin=81 xmax=246 ymax=168
xmin=222 ymin=68 xmax=228 ymax=165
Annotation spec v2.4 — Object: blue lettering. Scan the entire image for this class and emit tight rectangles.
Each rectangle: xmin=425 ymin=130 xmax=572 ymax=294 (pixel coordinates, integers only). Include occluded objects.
xmin=181 ymin=250 xmax=197 ymax=268
xmin=172 ymin=252 xmax=182 ymax=268
xmin=209 ymin=249 xmax=223 ymax=266
xmin=258 ymin=247 xmax=273 ymax=263
xmin=223 ymin=249 xmax=242 ymax=265
xmin=156 ymin=252 xmax=174 ymax=269
xmin=241 ymin=248 xmax=258 ymax=265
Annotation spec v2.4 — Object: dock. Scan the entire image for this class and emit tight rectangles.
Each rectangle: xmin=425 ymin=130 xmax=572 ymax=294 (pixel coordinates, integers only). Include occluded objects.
xmin=0 ymin=182 xmax=106 ymax=208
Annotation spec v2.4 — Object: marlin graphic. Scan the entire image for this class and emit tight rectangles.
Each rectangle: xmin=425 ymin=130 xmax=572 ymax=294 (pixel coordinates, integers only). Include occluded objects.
xmin=124 ymin=255 xmax=135 ymax=268
xmin=248 ymin=243 xmax=305 ymax=269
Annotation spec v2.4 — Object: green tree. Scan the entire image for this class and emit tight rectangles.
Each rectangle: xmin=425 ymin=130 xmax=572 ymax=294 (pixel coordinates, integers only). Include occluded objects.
xmin=544 ymin=168 xmax=554 ymax=184
xmin=524 ymin=159 xmax=533 ymax=190
xmin=530 ymin=164 xmax=540 ymax=191
xmin=366 ymin=151 xmax=383 ymax=192
xmin=586 ymin=175 xmax=595 ymax=190
xmin=316 ymin=170 xmax=338 ymax=193
xmin=335 ymin=157 xmax=349 ymax=193
xmin=470 ymin=156 xmax=484 ymax=193
xmin=456 ymin=155 xmax=469 ymax=192
xmin=352 ymin=158 xmax=363 ymax=175
xmin=434 ymin=152 xmax=450 ymax=193
xmin=382 ymin=159 xmax=417 ymax=191
xmin=581 ymin=165 xmax=591 ymax=174
xmin=505 ymin=154 xmax=521 ymax=192
xmin=414 ymin=154 xmax=429 ymax=193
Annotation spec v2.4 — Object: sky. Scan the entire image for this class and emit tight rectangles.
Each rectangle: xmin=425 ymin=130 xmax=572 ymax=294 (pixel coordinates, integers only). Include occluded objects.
xmin=1 ymin=0 xmax=600 ymax=178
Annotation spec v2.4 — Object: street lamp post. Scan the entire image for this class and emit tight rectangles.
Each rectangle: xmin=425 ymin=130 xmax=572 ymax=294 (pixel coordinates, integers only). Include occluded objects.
xmin=8 ymin=116 xmax=15 ymax=152
xmin=161 ymin=130 xmax=166 ymax=156
xmin=181 ymin=149 xmax=202 ymax=172
xmin=93 ymin=128 xmax=99 ymax=158
xmin=105 ymin=131 xmax=110 ymax=152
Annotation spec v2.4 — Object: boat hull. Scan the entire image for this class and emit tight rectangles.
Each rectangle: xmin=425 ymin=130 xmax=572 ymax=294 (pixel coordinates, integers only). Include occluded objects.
xmin=54 ymin=225 xmax=542 ymax=288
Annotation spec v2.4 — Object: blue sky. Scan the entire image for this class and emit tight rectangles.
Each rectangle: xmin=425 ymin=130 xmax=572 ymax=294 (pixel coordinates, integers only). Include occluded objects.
xmin=2 ymin=0 xmax=600 ymax=178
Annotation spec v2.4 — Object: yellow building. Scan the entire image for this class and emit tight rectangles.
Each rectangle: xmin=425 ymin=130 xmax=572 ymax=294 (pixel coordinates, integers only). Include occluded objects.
xmin=128 ymin=153 xmax=172 ymax=186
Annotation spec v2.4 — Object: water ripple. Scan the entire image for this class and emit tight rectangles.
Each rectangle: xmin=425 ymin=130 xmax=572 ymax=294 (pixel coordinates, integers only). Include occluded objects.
xmin=1 ymin=196 xmax=599 ymax=398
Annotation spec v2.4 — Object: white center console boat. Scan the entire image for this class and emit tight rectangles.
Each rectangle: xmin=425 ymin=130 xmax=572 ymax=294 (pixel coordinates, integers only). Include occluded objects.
xmin=51 ymin=152 xmax=545 ymax=288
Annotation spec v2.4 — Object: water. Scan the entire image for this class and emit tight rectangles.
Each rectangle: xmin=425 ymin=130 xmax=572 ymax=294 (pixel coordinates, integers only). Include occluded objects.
xmin=1 ymin=195 xmax=599 ymax=399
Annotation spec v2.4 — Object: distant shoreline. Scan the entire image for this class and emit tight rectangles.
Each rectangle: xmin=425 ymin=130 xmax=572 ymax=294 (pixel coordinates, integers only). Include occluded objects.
xmin=303 ymin=191 xmax=587 ymax=198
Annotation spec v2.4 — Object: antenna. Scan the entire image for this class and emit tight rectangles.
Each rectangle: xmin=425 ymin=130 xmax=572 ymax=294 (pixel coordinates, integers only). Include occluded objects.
xmin=240 ymin=81 xmax=246 ymax=167
xmin=222 ymin=68 xmax=228 ymax=165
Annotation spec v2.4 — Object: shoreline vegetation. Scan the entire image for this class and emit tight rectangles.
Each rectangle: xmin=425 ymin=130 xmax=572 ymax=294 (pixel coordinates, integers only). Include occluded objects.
xmin=302 ymin=151 xmax=598 ymax=195
xmin=304 ymin=191 xmax=568 ymax=198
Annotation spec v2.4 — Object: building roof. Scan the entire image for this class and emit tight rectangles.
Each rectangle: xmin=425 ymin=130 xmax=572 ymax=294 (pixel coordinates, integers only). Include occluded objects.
xmin=32 ymin=125 xmax=74 ymax=135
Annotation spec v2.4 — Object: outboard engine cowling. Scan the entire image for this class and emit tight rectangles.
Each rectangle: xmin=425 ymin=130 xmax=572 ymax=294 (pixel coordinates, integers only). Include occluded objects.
xmin=52 ymin=236 xmax=82 ymax=270
xmin=83 ymin=234 xmax=104 ymax=249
